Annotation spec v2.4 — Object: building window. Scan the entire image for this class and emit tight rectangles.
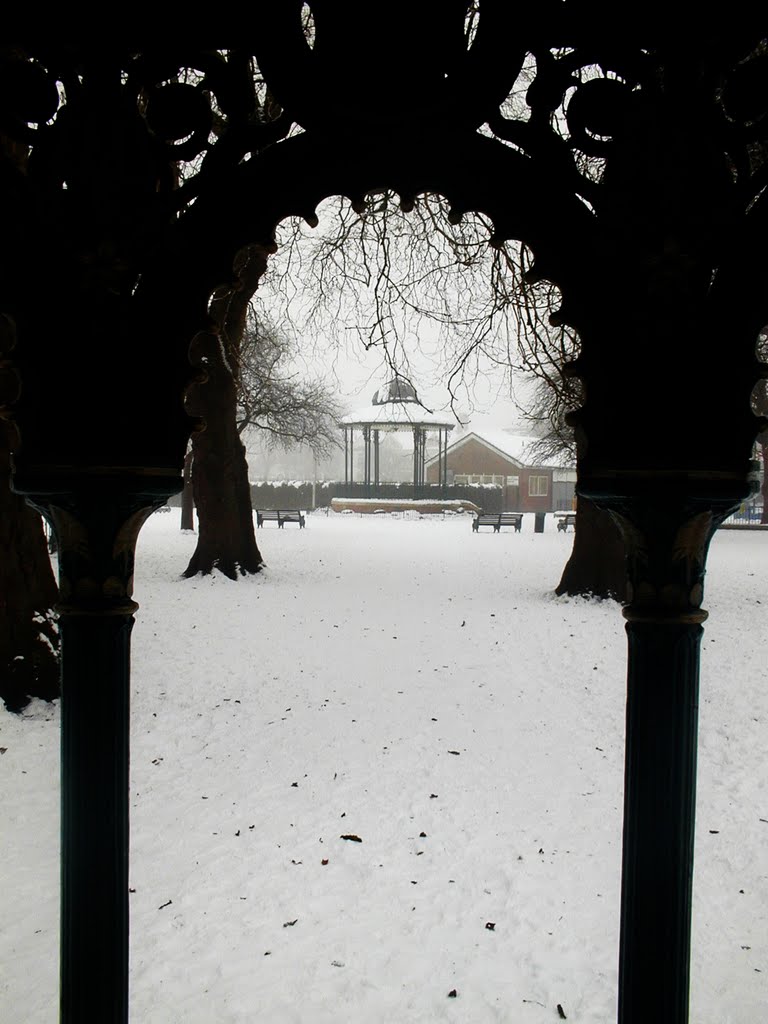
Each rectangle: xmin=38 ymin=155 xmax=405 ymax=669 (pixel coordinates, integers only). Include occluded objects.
xmin=507 ymin=475 xmax=519 ymax=486
xmin=528 ymin=475 xmax=548 ymax=497
xmin=454 ymin=474 xmax=469 ymax=485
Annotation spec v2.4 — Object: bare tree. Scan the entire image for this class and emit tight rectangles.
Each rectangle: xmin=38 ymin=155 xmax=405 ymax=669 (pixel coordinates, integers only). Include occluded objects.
xmin=180 ymin=296 xmax=342 ymax=557
xmin=183 ymin=246 xmax=269 ymax=579
xmin=520 ymin=319 xmax=627 ymax=602
xmin=237 ymin=305 xmax=342 ymax=455
xmin=264 ymin=191 xmax=530 ymax=421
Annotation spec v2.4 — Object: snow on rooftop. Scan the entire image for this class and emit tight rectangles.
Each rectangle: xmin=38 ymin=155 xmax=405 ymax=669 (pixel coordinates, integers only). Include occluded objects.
xmin=339 ymin=402 xmax=456 ymax=430
xmin=449 ymin=422 xmax=573 ymax=469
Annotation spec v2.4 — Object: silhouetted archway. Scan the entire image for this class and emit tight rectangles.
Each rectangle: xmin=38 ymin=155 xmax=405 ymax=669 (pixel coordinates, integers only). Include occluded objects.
xmin=2 ymin=19 xmax=766 ymax=1024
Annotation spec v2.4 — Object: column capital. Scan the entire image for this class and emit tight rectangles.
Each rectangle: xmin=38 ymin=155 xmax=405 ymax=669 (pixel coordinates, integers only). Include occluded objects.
xmin=596 ymin=490 xmax=743 ymax=626
xmin=17 ymin=475 xmax=180 ymax=617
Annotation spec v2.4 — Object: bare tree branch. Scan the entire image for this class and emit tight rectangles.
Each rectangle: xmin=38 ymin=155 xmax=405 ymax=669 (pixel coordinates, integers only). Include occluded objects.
xmin=237 ymin=304 xmax=343 ymax=459
xmin=262 ymin=188 xmax=580 ymax=439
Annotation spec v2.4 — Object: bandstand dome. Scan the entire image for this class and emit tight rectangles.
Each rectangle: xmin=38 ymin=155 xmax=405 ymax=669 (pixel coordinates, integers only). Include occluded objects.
xmin=372 ymin=376 xmax=418 ymax=405
xmin=338 ymin=376 xmax=454 ymax=491
xmin=340 ymin=377 xmax=455 ymax=432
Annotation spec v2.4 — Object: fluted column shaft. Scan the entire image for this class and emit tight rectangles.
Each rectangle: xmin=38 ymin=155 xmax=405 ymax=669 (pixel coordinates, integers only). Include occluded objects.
xmin=28 ymin=480 xmax=178 ymax=1024
xmin=609 ymin=497 xmax=734 ymax=1024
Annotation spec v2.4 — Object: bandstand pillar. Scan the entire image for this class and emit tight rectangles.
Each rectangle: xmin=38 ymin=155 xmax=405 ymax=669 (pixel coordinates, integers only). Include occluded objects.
xmin=411 ymin=427 xmax=426 ymax=495
xmin=363 ymin=426 xmax=371 ymax=496
xmin=412 ymin=427 xmax=419 ymax=493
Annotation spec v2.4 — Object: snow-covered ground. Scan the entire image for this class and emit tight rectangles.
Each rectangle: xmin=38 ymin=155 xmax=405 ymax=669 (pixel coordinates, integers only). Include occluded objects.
xmin=1 ymin=511 xmax=766 ymax=1023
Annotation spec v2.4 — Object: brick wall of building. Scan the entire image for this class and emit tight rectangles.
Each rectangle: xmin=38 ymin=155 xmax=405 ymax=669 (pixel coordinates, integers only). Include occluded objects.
xmin=426 ymin=436 xmax=555 ymax=512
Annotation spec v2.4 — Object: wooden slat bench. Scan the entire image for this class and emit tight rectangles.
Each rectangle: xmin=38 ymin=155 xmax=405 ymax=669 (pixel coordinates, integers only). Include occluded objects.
xmin=256 ymin=509 xmax=306 ymax=529
xmin=556 ymin=513 xmax=577 ymax=532
xmin=472 ymin=512 xmax=523 ymax=533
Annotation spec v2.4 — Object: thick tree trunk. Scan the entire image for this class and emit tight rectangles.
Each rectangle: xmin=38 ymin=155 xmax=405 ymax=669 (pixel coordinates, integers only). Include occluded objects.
xmin=183 ymin=246 xmax=270 ymax=579
xmin=761 ymin=440 xmax=768 ymax=525
xmin=555 ymin=496 xmax=628 ymax=601
xmin=181 ymin=449 xmax=195 ymax=532
xmin=0 ymin=426 xmax=60 ymax=711
xmin=184 ymin=402 xmax=262 ymax=578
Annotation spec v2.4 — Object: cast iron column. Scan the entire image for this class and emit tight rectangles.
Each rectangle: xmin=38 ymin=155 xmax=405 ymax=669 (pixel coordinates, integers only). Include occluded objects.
xmin=609 ymin=495 xmax=737 ymax=1024
xmin=363 ymin=426 xmax=371 ymax=496
xmin=412 ymin=427 xmax=419 ymax=493
xmin=619 ymin=617 xmax=701 ymax=1024
xmin=413 ymin=428 xmax=425 ymax=494
xmin=29 ymin=479 xmax=178 ymax=1024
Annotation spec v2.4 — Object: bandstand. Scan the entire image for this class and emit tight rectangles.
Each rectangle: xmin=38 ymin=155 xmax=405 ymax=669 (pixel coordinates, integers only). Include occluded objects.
xmin=339 ymin=377 xmax=454 ymax=496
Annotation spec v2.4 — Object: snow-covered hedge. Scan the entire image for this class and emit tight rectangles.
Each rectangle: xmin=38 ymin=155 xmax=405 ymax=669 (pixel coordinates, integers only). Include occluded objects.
xmin=248 ymin=481 xmax=503 ymax=512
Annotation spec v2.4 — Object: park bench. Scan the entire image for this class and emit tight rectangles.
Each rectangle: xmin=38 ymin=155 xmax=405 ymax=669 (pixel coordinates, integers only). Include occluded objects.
xmin=472 ymin=512 xmax=523 ymax=533
xmin=256 ymin=509 xmax=306 ymax=529
xmin=556 ymin=513 xmax=577 ymax=532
